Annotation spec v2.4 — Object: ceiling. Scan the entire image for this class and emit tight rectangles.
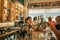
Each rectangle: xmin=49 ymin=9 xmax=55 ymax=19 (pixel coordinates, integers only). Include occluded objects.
xmin=28 ymin=0 xmax=60 ymax=3
xmin=9 ymin=0 xmax=60 ymax=5
xmin=18 ymin=0 xmax=24 ymax=5
xmin=9 ymin=0 xmax=24 ymax=5
xmin=28 ymin=0 xmax=60 ymax=9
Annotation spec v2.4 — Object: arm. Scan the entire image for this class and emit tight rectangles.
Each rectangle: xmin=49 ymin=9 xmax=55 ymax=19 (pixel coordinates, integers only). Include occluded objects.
xmin=50 ymin=24 xmax=60 ymax=40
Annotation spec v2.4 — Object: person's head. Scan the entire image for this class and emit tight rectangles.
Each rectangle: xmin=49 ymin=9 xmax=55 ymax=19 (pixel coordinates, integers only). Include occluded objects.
xmin=48 ymin=17 xmax=52 ymax=21
xmin=33 ymin=17 xmax=37 ymax=21
xmin=45 ymin=22 xmax=49 ymax=26
xmin=25 ymin=16 xmax=32 ymax=24
xmin=55 ymin=16 xmax=60 ymax=24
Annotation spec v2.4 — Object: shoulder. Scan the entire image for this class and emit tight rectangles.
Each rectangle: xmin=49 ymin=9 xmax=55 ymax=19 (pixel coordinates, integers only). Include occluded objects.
xmin=52 ymin=21 xmax=55 ymax=23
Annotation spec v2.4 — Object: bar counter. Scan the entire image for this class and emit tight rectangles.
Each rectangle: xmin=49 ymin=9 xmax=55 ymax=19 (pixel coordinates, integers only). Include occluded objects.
xmin=0 ymin=29 xmax=18 ymax=40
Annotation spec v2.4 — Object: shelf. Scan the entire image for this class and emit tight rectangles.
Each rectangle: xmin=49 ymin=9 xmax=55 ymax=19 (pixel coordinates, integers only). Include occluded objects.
xmin=0 ymin=29 xmax=18 ymax=38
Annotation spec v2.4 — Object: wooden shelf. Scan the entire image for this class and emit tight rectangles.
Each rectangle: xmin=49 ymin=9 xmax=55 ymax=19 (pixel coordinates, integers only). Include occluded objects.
xmin=0 ymin=0 xmax=24 ymax=22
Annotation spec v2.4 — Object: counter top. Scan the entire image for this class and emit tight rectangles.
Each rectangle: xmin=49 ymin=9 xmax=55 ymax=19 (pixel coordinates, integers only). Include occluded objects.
xmin=0 ymin=22 xmax=14 ymax=27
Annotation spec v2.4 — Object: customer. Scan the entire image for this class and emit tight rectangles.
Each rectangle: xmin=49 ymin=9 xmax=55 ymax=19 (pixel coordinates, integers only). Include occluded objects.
xmin=44 ymin=22 xmax=51 ymax=33
xmin=24 ymin=16 xmax=32 ymax=40
xmin=55 ymin=16 xmax=60 ymax=31
xmin=43 ymin=22 xmax=57 ymax=40
xmin=25 ymin=16 xmax=32 ymax=32
xmin=48 ymin=17 xmax=56 ymax=27
xmin=31 ymin=17 xmax=38 ymax=29
xmin=19 ymin=17 xmax=25 ymax=27
xmin=49 ymin=16 xmax=60 ymax=40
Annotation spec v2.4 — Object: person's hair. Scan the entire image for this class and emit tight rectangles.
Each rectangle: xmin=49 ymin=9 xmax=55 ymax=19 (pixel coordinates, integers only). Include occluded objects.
xmin=25 ymin=16 xmax=31 ymax=23
xmin=56 ymin=16 xmax=60 ymax=19
xmin=48 ymin=17 xmax=52 ymax=19
xmin=48 ymin=17 xmax=52 ymax=21
xmin=33 ymin=17 xmax=37 ymax=21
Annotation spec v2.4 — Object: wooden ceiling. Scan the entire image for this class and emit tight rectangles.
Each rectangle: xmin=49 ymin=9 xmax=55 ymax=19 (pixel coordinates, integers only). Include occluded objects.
xmin=8 ymin=0 xmax=24 ymax=5
xmin=28 ymin=0 xmax=60 ymax=9
xmin=28 ymin=0 xmax=60 ymax=3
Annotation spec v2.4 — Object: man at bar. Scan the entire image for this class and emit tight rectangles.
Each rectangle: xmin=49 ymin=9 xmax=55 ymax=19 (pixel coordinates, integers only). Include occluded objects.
xmin=55 ymin=16 xmax=60 ymax=31
xmin=49 ymin=16 xmax=60 ymax=40
xmin=48 ymin=17 xmax=56 ymax=27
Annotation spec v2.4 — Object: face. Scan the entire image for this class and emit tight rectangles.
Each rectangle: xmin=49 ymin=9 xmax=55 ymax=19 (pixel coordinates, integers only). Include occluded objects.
xmin=56 ymin=17 xmax=60 ymax=24
xmin=48 ymin=17 xmax=52 ymax=21
xmin=27 ymin=18 xmax=32 ymax=24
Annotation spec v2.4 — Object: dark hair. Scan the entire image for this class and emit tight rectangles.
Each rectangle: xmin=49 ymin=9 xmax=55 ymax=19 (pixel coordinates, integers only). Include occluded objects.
xmin=33 ymin=17 xmax=37 ymax=21
xmin=25 ymin=16 xmax=31 ymax=23
xmin=48 ymin=17 xmax=52 ymax=19
xmin=48 ymin=17 xmax=52 ymax=20
xmin=56 ymin=16 xmax=60 ymax=19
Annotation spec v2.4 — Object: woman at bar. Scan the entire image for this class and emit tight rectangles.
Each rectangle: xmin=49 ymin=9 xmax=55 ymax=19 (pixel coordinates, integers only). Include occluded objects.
xmin=25 ymin=16 xmax=32 ymax=31
xmin=24 ymin=16 xmax=33 ymax=40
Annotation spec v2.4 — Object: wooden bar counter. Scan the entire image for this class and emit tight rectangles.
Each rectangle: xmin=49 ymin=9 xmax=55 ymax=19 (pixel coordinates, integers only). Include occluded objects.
xmin=0 ymin=29 xmax=18 ymax=40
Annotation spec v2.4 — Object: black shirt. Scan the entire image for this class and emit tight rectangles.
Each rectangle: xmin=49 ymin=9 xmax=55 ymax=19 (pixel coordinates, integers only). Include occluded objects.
xmin=19 ymin=21 xmax=24 ymax=27
xmin=55 ymin=24 xmax=60 ymax=31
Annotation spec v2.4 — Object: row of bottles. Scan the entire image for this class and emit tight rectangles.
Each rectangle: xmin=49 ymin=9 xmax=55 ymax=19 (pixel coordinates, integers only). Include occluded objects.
xmin=0 ymin=0 xmax=24 ymax=22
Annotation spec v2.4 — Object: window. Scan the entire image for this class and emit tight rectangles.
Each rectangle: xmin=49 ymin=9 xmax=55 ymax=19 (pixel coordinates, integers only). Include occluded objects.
xmin=29 ymin=8 xmax=60 ymax=21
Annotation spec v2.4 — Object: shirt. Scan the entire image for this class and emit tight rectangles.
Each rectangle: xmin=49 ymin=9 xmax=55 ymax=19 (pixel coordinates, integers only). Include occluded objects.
xmin=48 ymin=21 xmax=56 ymax=27
xmin=55 ymin=24 xmax=60 ymax=31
